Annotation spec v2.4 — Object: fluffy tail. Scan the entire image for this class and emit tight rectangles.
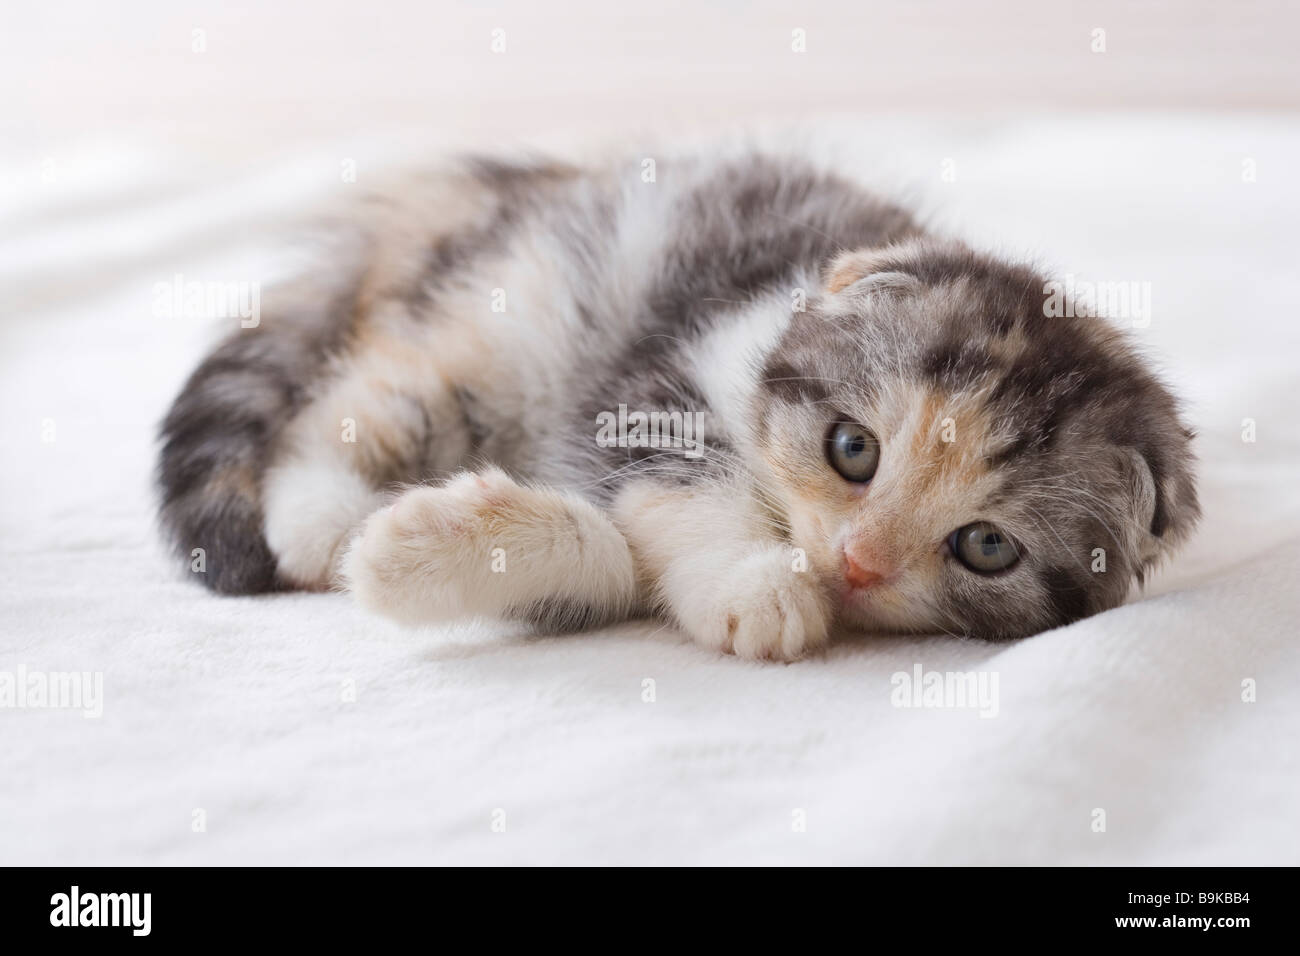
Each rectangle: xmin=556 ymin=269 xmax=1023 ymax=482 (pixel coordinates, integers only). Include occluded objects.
xmin=156 ymin=278 xmax=357 ymax=594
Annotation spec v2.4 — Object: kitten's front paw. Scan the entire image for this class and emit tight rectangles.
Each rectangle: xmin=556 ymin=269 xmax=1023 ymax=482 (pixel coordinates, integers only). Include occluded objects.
xmin=694 ymin=549 xmax=831 ymax=661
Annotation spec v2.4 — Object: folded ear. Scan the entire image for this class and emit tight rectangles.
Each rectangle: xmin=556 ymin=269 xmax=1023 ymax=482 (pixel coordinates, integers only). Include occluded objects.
xmin=823 ymin=248 xmax=920 ymax=296
xmin=825 ymin=249 xmax=887 ymax=292
xmin=1114 ymin=447 xmax=1162 ymax=566
xmin=1113 ymin=439 xmax=1200 ymax=580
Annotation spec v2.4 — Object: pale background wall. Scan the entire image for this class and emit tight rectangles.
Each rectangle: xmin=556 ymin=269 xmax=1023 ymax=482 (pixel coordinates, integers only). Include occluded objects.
xmin=5 ymin=0 xmax=1298 ymax=163
xmin=6 ymin=0 xmax=1297 ymax=299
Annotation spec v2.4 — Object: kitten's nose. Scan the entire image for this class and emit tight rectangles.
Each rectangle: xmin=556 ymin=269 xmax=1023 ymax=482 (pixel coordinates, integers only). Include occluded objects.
xmin=843 ymin=550 xmax=890 ymax=590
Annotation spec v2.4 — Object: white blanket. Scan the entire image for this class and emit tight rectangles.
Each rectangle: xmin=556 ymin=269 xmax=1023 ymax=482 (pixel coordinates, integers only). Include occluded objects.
xmin=3 ymin=117 xmax=1298 ymax=865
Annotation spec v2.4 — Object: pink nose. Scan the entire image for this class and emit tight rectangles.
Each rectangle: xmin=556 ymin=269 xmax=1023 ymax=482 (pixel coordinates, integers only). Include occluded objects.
xmin=843 ymin=551 xmax=890 ymax=590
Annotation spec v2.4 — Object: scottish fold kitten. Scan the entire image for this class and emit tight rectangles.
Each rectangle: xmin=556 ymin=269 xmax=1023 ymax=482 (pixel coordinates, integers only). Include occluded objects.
xmin=158 ymin=151 xmax=1198 ymax=659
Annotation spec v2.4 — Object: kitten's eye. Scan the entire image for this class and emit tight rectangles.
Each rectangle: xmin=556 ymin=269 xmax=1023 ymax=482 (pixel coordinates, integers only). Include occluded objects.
xmin=950 ymin=522 xmax=1020 ymax=574
xmin=826 ymin=421 xmax=880 ymax=483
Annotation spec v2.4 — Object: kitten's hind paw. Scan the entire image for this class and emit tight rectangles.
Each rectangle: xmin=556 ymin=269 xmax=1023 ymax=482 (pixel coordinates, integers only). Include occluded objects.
xmin=341 ymin=469 xmax=636 ymax=629
xmin=339 ymin=470 xmax=515 ymax=624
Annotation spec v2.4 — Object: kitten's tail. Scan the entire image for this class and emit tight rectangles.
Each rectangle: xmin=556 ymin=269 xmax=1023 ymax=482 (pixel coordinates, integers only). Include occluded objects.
xmin=156 ymin=272 xmax=359 ymax=594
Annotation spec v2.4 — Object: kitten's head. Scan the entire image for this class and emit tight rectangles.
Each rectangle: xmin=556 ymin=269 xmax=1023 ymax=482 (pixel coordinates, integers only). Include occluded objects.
xmin=753 ymin=237 xmax=1199 ymax=640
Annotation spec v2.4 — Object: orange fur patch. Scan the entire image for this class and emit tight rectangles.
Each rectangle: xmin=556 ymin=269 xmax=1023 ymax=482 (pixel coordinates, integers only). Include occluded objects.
xmin=901 ymin=388 xmax=992 ymax=500
xmin=824 ymin=249 xmax=883 ymax=293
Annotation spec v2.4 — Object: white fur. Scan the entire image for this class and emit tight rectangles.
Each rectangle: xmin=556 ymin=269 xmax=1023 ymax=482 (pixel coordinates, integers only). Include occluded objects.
xmin=612 ymin=480 xmax=831 ymax=660
xmin=687 ymin=289 xmax=797 ymax=447
xmin=263 ymin=457 xmax=386 ymax=588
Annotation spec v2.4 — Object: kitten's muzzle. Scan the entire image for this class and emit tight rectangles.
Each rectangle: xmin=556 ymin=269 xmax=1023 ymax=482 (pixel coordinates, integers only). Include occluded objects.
xmin=842 ymin=548 xmax=894 ymax=591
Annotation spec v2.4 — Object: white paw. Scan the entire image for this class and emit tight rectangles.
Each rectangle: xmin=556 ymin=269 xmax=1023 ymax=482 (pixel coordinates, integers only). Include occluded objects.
xmin=340 ymin=469 xmax=517 ymax=623
xmin=694 ymin=549 xmax=831 ymax=661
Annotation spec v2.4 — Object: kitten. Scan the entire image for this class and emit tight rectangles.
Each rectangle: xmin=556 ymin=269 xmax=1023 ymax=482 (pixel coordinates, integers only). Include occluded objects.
xmin=158 ymin=151 xmax=1199 ymax=659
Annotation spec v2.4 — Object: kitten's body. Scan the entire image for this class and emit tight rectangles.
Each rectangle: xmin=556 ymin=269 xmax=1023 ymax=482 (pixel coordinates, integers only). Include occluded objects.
xmin=159 ymin=150 xmax=1198 ymax=657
